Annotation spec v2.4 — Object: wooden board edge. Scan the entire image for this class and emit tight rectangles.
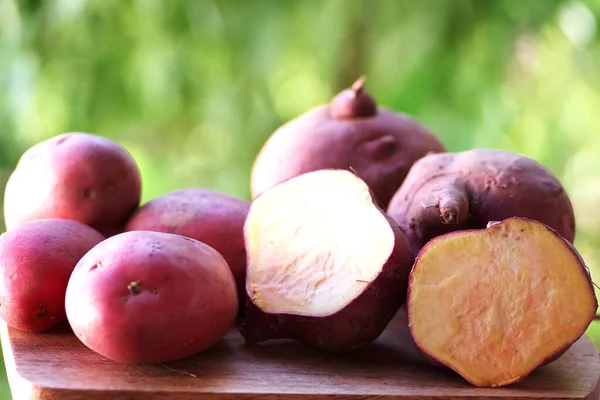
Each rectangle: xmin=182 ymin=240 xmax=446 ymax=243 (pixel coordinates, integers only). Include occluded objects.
xmin=2 ymin=322 xmax=600 ymax=399
xmin=586 ymin=379 xmax=600 ymax=400
xmin=1 ymin=321 xmax=44 ymax=400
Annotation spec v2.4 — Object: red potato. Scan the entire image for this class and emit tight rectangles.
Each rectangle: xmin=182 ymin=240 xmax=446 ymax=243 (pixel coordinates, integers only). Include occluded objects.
xmin=65 ymin=231 xmax=238 ymax=364
xmin=240 ymin=169 xmax=415 ymax=353
xmin=0 ymin=219 xmax=105 ymax=332
xmin=124 ymin=189 xmax=250 ymax=310
xmin=387 ymin=149 xmax=576 ymax=256
xmin=4 ymin=132 xmax=142 ymax=237
xmin=407 ymin=218 xmax=597 ymax=387
xmin=251 ymin=77 xmax=446 ymax=208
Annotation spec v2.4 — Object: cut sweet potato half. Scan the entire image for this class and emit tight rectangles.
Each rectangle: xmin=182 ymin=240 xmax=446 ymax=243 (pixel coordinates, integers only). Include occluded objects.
xmin=408 ymin=217 xmax=598 ymax=387
xmin=241 ymin=169 xmax=414 ymax=353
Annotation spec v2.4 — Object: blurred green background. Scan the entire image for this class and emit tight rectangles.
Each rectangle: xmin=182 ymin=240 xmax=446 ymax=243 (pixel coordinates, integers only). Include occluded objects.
xmin=2 ymin=0 xmax=600 ymax=397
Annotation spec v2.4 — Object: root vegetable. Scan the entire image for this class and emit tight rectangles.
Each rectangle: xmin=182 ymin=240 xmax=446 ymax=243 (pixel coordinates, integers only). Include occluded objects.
xmin=124 ymin=189 xmax=250 ymax=311
xmin=387 ymin=149 xmax=576 ymax=256
xmin=4 ymin=132 xmax=141 ymax=237
xmin=240 ymin=169 xmax=414 ymax=352
xmin=251 ymin=77 xmax=446 ymax=208
xmin=407 ymin=217 xmax=597 ymax=387
xmin=0 ymin=219 xmax=104 ymax=332
xmin=65 ymin=231 xmax=238 ymax=363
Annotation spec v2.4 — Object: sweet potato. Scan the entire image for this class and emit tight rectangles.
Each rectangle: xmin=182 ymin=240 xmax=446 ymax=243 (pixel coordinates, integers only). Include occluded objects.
xmin=0 ymin=219 xmax=105 ymax=332
xmin=407 ymin=217 xmax=597 ymax=387
xmin=251 ymin=77 xmax=446 ymax=208
xmin=240 ymin=169 xmax=414 ymax=353
xmin=4 ymin=132 xmax=142 ymax=237
xmin=124 ymin=189 xmax=250 ymax=310
xmin=65 ymin=231 xmax=238 ymax=364
xmin=387 ymin=149 xmax=576 ymax=256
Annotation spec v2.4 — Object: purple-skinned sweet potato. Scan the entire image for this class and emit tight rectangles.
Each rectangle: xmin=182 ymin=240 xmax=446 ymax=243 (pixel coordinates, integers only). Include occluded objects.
xmin=251 ymin=77 xmax=446 ymax=208
xmin=4 ymin=132 xmax=141 ymax=237
xmin=387 ymin=149 xmax=576 ymax=256
xmin=124 ymin=189 xmax=250 ymax=310
xmin=240 ymin=169 xmax=414 ymax=353
xmin=407 ymin=217 xmax=597 ymax=387
xmin=0 ymin=219 xmax=105 ymax=332
xmin=65 ymin=231 xmax=238 ymax=364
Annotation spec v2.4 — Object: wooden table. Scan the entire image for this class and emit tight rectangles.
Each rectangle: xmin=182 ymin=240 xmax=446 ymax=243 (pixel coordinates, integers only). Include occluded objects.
xmin=2 ymin=310 xmax=600 ymax=399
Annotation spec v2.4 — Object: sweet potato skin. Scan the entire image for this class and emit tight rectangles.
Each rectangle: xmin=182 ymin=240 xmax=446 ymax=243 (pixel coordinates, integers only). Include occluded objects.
xmin=124 ymin=189 xmax=250 ymax=309
xmin=0 ymin=219 xmax=105 ymax=332
xmin=4 ymin=132 xmax=141 ymax=237
xmin=251 ymin=106 xmax=446 ymax=208
xmin=65 ymin=231 xmax=238 ymax=364
xmin=240 ymin=214 xmax=415 ymax=353
xmin=387 ymin=150 xmax=576 ymax=255
xmin=406 ymin=217 xmax=597 ymax=387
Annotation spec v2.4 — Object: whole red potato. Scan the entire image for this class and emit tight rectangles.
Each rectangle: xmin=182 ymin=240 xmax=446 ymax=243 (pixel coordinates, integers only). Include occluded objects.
xmin=0 ymin=219 xmax=105 ymax=332
xmin=125 ymin=188 xmax=250 ymax=310
xmin=4 ymin=132 xmax=142 ymax=237
xmin=65 ymin=231 xmax=238 ymax=364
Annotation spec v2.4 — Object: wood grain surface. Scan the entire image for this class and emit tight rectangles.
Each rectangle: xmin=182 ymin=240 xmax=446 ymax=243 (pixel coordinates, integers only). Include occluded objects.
xmin=2 ymin=309 xmax=600 ymax=400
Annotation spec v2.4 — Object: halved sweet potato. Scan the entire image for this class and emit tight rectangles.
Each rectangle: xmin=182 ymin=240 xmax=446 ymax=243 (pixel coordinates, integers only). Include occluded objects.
xmin=240 ymin=169 xmax=414 ymax=353
xmin=407 ymin=217 xmax=597 ymax=387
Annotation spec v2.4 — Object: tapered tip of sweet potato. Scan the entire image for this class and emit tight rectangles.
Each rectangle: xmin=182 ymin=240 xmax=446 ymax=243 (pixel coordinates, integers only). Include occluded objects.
xmin=408 ymin=217 xmax=597 ymax=387
xmin=330 ymin=76 xmax=377 ymax=119
xmin=245 ymin=169 xmax=395 ymax=317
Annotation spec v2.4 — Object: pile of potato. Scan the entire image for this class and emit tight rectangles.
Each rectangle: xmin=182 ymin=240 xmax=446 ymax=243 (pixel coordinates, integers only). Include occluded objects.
xmin=0 ymin=78 xmax=596 ymax=388
xmin=1 ymin=132 xmax=248 ymax=363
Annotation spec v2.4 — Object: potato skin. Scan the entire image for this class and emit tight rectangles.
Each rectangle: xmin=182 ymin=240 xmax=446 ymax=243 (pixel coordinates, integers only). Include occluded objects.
xmin=387 ymin=150 xmax=576 ymax=255
xmin=4 ymin=132 xmax=142 ymax=237
xmin=0 ymin=219 xmax=105 ymax=332
xmin=65 ymin=231 xmax=238 ymax=364
xmin=241 ymin=214 xmax=415 ymax=353
xmin=124 ymin=189 xmax=250 ymax=309
xmin=251 ymin=106 xmax=446 ymax=208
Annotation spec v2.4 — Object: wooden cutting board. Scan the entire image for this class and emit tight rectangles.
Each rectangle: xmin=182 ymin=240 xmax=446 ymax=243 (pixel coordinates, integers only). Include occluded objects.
xmin=2 ymin=310 xmax=600 ymax=400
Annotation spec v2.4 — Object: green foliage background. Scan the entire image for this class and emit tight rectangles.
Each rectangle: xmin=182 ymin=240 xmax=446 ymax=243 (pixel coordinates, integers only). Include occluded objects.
xmin=2 ymin=0 xmax=600 ymax=396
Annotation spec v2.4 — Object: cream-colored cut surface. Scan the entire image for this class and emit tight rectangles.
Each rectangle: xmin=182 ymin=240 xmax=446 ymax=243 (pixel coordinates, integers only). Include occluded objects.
xmin=245 ymin=169 xmax=394 ymax=317
xmin=409 ymin=219 xmax=598 ymax=387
